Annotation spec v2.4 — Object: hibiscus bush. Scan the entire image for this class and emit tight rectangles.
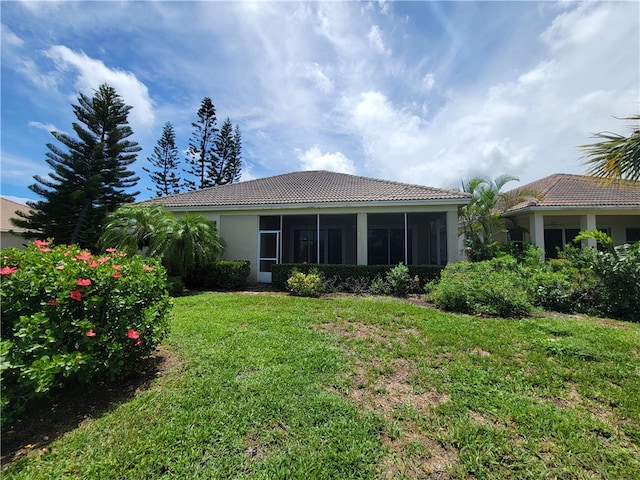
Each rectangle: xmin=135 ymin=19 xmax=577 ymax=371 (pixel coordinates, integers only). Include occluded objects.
xmin=0 ymin=241 xmax=172 ymax=426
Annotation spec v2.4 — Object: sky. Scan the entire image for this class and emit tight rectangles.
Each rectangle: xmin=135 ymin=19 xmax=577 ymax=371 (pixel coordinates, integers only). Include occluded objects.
xmin=1 ymin=0 xmax=638 ymax=204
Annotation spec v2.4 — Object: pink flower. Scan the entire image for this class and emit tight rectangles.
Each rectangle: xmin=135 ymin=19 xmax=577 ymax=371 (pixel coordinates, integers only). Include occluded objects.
xmin=77 ymin=278 xmax=91 ymax=286
xmin=127 ymin=329 xmax=140 ymax=340
xmin=70 ymin=290 xmax=82 ymax=301
xmin=56 ymin=265 xmax=65 ymax=270
xmin=105 ymin=248 xmax=117 ymax=253
xmin=87 ymin=261 xmax=99 ymax=268
xmin=112 ymin=265 xmax=122 ymax=270
xmin=143 ymin=265 xmax=154 ymax=271
xmin=75 ymin=252 xmax=92 ymax=261
xmin=136 ymin=340 xmax=142 ymax=347
xmin=0 ymin=266 xmax=17 ymax=275
xmin=97 ymin=257 xmax=110 ymax=263
xmin=34 ymin=240 xmax=51 ymax=251
xmin=86 ymin=328 xmax=96 ymax=337
xmin=48 ymin=299 xmax=58 ymax=306
xmin=112 ymin=273 xmax=122 ymax=279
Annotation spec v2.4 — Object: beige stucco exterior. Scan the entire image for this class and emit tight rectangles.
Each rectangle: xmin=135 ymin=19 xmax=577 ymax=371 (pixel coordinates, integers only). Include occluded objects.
xmin=1 ymin=197 xmax=32 ymax=249
xmin=503 ymin=207 xmax=640 ymax=258
xmin=174 ymin=202 xmax=464 ymax=283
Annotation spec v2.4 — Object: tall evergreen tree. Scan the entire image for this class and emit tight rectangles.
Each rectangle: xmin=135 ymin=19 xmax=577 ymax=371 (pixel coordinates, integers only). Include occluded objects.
xmin=11 ymin=83 xmax=140 ymax=249
xmin=143 ymin=122 xmax=183 ymax=196
xmin=184 ymin=97 xmax=219 ymax=190
xmin=211 ymin=118 xmax=243 ymax=185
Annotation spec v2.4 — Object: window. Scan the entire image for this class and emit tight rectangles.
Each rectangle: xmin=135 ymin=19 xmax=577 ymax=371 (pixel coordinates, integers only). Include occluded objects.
xmin=367 ymin=228 xmax=405 ymax=265
xmin=293 ymin=229 xmax=317 ymax=263
xmin=626 ymin=228 xmax=640 ymax=244
xmin=281 ymin=214 xmax=357 ymax=265
xmin=260 ymin=215 xmax=281 ymax=230
xmin=367 ymin=212 xmax=447 ymax=265
xmin=544 ymin=228 xmax=579 ymax=259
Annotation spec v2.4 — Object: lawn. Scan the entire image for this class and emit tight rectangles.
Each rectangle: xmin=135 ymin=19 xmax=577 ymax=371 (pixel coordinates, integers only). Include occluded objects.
xmin=2 ymin=292 xmax=639 ymax=479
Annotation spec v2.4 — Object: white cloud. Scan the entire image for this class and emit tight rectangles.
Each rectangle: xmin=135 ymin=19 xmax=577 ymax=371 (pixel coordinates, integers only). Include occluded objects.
xmin=1 ymin=24 xmax=23 ymax=46
xmin=43 ymin=45 xmax=155 ymax=133
xmin=297 ymin=145 xmax=356 ymax=174
xmin=294 ymin=62 xmax=334 ymax=94
xmin=28 ymin=121 xmax=63 ymax=135
xmin=0 ymin=152 xmax=48 ymax=185
xmin=341 ymin=90 xmax=431 ymax=178
xmin=422 ymin=73 xmax=435 ymax=92
xmin=540 ymin=2 xmax=611 ymax=52
xmin=368 ymin=25 xmax=389 ymax=55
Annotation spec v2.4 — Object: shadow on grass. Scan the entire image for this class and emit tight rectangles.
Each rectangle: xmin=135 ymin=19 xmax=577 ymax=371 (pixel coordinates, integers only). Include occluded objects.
xmin=1 ymin=346 xmax=179 ymax=466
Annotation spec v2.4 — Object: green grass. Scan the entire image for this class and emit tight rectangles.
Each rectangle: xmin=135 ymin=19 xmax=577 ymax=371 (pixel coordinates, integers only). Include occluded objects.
xmin=3 ymin=293 xmax=639 ymax=479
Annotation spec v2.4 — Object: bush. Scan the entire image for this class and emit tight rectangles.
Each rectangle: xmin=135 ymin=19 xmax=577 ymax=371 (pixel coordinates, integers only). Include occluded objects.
xmin=0 ymin=241 xmax=172 ymax=426
xmin=186 ymin=260 xmax=251 ymax=290
xmin=287 ymin=268 xmax=325 ymax=297
xmin=427 ymin=257 xmax=532 ymax=317
xmin=166 ymin=275 xmax=185 ymax=296
xmin=563 ymin=238 xmax=640 ymax=321
xmin=272 ymin=263 xmax=444 ymax=292
xmin=386 ymin=263 xmax=411 ymax=297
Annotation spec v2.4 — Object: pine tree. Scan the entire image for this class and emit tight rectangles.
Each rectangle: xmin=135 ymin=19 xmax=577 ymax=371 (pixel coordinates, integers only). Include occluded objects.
xmin=11 ymin=84 xmax=140 ymax=249
xmin=211 ymin=118 xmax=242 ymax=185
xmin=184 ymin=97 xmax=219 ymax=190
xmin=143 ymin=122 xmax=183 ymax=196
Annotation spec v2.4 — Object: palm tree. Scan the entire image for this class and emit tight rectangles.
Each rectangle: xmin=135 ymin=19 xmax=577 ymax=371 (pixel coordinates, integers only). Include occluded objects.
xmin=98 ymin=205 xmax=223 ymax=279
xmin=150 ymin=212 xmax=223 ymax=278
xmin=460 ymin=175 xmax=537 ymax=261
xmin=98 ymin=204 xmax=173 ymax=256
xmin=581 ymin=115 xmax=640 ymax=183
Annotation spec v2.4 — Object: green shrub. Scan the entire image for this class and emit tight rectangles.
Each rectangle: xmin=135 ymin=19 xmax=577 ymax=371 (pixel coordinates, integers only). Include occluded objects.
xmin=386 ymin=263 xmax=411 ymax=297
xmin=369 ymin=275 xmax=389 ymax=295
xmin=272 ymin=264 xmax=444 ymax=292
xmin=564 ymin=238 xmax=640 ymax=321
xmin=0 ymin=241 xmax=172 ymax=426
xmin=286 ymin=268 xmax=325 ymax=297
xmin=427 ymin=257 xmax=532 ymax=317
xmin=166 ymin=275 xmax=185 ymax=296
xmin=186 ymin=260 xmax=250 ymax=290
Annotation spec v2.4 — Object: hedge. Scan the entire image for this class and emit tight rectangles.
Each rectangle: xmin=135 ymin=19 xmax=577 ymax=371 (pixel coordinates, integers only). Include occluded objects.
xmin=186 ymin=260 xmax=251 ymax=290
xmin=272 ymin=263 xmax=444 ymax=292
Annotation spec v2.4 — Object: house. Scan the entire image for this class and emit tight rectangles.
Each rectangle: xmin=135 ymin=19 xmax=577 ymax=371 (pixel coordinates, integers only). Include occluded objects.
xmin=147 ymin=171 xmax=471 ymax=283
xmin=1 ymin=197 xmax=32 ymax=249
xmin=501 ymin=174 xmax=640 ymax=259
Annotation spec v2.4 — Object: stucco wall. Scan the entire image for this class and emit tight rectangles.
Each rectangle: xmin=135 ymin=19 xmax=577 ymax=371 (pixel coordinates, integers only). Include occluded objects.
xmin=1 ymin=232 xmax=28 ymax=249
xmin=219 ymin=214 xmax=259 ymax=282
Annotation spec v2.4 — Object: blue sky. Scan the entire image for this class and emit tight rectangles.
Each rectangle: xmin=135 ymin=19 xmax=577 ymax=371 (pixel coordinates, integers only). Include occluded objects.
xmin=1 ymin=1 xmax=638 ymax=204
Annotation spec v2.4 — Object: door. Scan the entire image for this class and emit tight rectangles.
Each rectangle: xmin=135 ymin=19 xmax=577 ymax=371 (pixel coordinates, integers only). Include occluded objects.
xmin=258 ymin=231 xmax=279 ymax=283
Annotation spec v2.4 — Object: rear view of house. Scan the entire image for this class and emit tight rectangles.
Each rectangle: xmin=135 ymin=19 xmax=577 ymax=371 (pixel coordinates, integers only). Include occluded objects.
xmin=147 ymin=171 xmax=471 ymax=283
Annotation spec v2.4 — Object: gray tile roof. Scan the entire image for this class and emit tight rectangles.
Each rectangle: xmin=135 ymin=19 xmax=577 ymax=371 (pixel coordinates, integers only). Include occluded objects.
xmin=504 ymin=174 xmax=640 ymax=214
xmin=143 ymin=171 xmax=470 ymax=208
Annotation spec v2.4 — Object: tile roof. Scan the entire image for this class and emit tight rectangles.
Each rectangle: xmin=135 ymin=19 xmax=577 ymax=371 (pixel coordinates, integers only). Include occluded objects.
xmin=504 ymin=174 xmax=640 ymax=214
xmin=143 ymin=171 xmax=470 ymax=208
xmin=1 ymin=197 xmax=32 ymax=232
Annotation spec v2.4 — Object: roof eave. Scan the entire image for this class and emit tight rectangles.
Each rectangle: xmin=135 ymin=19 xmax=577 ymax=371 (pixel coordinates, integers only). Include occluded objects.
xmin=162 ymin=198 xmax=470 ymax=212
xmin=502 ymin=204 xmax=640 ymax=217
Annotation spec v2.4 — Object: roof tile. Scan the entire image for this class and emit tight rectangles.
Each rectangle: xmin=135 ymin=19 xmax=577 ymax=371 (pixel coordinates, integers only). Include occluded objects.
xmin=505 ymin=174 xmax=640 ymax=213
xmin=144 ymin=171 xmax=470 ymax=208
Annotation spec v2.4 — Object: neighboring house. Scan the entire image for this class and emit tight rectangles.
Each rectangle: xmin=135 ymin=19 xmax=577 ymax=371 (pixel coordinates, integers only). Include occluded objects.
xmin=502 ymin=174 xmax=640 ymax=259
xmin=147 ymin=171 xmax=471 ymax=283
xmin=1 ymin=197 xmax=32 ymax=249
